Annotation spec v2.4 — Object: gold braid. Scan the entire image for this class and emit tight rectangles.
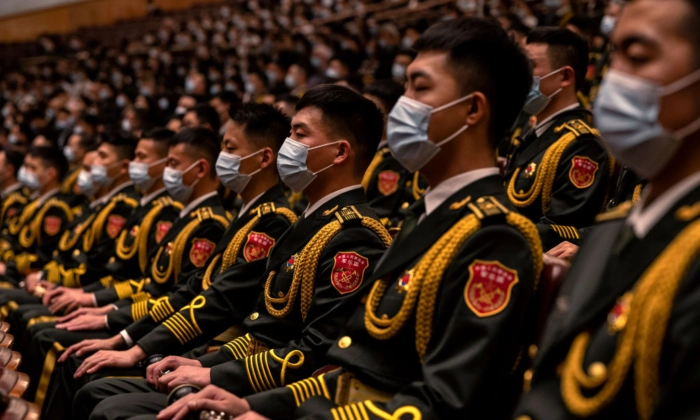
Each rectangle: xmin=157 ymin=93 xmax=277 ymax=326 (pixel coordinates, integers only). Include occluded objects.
xmin=264 ymin=217 xmax=392 ymax=321
xmin=560 ymin=217 xmax=700 ymax=419
xmin=365 ymin=211 xmax=542 ymax=361
xmin=361 ymin=149 xmax=387 ymax=191
xmin=202 ymin=207 xmax=297 ymax=290
xmin=9 ymin=199 xmax=39 ymax=236
xmin=19 ymin=199 xmax=73 ymax=248
xmin=58 ymin=214 xmax=95 ymax=251
xmin=632 ymin=184 xmax=643 ymax=203
xmin=412 ymin=172 xmax=426 ymax=201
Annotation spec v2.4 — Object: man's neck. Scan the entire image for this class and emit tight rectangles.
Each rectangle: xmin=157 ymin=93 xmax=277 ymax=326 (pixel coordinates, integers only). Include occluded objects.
xmin=536 ymin=92 xmax=578 ymax=125
xmin=646 ymin=136 xmax=700 ymax=207
xmin=240 ymin=175 xmax=277 ymax=206
xmin=39 ymin=181 xmax=60 ymax=196
xmin=145 ymin=179 xmax=165 ymax=196
xmin=305 ymin=175 xmax=357 ymax=208
xmin=0 ymin=178 xmax=18 ymax=191
xmin=185 ymin=185 xmax=215 ymax=206
xmin=421 ymin=136 xmax=495 ymax=189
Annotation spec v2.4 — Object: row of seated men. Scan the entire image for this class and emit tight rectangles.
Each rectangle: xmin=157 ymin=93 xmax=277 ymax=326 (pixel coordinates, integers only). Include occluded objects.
xmin=0 ymin=16 xmax=670 ymax=420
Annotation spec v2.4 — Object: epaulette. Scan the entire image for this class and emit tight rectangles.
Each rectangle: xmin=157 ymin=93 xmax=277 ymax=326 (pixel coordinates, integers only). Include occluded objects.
xmin=554 ymin=119 xmax=601 ymax=138
xmin=250 ymin=202 xmax=277 ymax=217
xmin=333 ymin=205 xmax=363 ymax=225
xmin=112 ymin=193 xmax=139 ymax=208
xmin=190 ymin=207 xmax=229 ymax=228
xmin=465 ymin=196 xmax=511 ymax=220
xmin=596 ymin=201 xmax=633 ymax=223
xmin=153 ymin=196 xmax=181 ymax=210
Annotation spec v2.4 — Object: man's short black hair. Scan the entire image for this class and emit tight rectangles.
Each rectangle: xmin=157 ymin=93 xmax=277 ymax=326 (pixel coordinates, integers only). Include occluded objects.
xmin=215 ymin=91 xmax=241 ymax=108
xmin=527 ymin=27 xmax=589 ymax=92
xmin=141 ymin=128 xmax=175 ymax=157
xmin=297 ymin=84 xmax=384 ymax=176
xmin=191 ymin=103 xmax=222 ymax=134
xmin=230 ymin=103 xmax=289 ymax=153
xmin=99 ymin=131 xmax=138 ymax=161
xmin=169 ymin=127 xmax=220 ymax=178
xmin=362 ymin=79 xmax=405 ymax=115
xmin=2 ymin=146 xmax=25 ymax=177
xmin=413 ymin=17 xmax=532 ymax=145
xmin=77 ymin=134 xmax=98 ymax=152
xmin=30 ymin=146 xmax=69 ymax=180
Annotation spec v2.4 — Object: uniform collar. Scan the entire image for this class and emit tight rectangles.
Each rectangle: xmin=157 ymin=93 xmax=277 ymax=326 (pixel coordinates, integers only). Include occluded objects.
xmin=535 ymin=102 xmax=580 ymax=137
xmin=239 ymin=192 xmax=265 ymax=218
xmin=423 ymin=168 xmax=500 ymax=217
xmin=140 ymin=187 xmax=167 ymax=206
xmin=627 ymin=171 xmax=700 ymax=239
xmin=90 ymin=181 xmax=134 ymax=209
xmin=180 ymin=191 xmax=218 ymax=218
xmin=1 ymin=182 xmax=22 ymax=199
xmin=303 ymin=185 xmax=363 ymax=218
xmin=36 ymin=187 xmax=60 ymax=206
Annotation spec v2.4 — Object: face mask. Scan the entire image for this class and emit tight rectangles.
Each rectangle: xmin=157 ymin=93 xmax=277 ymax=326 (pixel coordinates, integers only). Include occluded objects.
xmin=19 ymin=167 xmax=39 ymax=190
xmin=387 ymin=95 xmax=473 ymax=172
xmin=277 ymin=138 xmax=339 ymax=192
xmin=392 ymin=63 xmax=406 ymax=80
xmin=158 ymin=97 xmax=170 ymax=111
xmin=522 ymin=68 xmax=565 ymax=116
xmin=245 ymin=81 xmax=256 ymax=94
xmin=55 ymin=120 xmax=68 ymax=130
xmin=310 ymin=57 xmax=322 ymax=68
xmin=121 ymin=119 xmax=132 ymax=132
xmin=7 ymin=134 xmax=19 ymax=145
xmin=175 ymin=106 xmax=188 ymax=116
xmin=544 ymin=0 xmax=562 ymax=8
xmin=163 ymin=161 xmax=201 ymax=202
xmin=116 ymin=96 xmax=127 ymax=108
xmin=63 ymin=147 xmax=76 ymax=163
xmin=91 ymin=161 xmax=122 ymax=187
xmin=74 ymin=125 xmax=84 ymax=135
xmin=129 ymin=158 xmax=167 ymax=192
xmin=285 ymin=74 xmax=297 ymax=89
xmin=600 ymin=15 xmax=616 ymax=36
xmin=594 ymin=68 xmax=700 ymax=180
xmin=325 ymin=68 xmax=340 ymax=79
xmin=77 ymin=169 xmax=97 ymax=196
xmin=216 ymin=150 xmax=263 ymax=193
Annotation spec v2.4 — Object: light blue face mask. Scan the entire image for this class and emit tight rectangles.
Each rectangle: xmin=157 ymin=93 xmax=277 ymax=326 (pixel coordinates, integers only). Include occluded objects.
xmin=216 ymin=150 xmax=263 ymax=194
xmin=163 ymin=160 xmax=201 ymax=202
xmin=128 ymin=158 xmax=168 ymax=192
xmin=522 ymin=68 xmax=564 ymax=116
xmin=77 ymin=169 xmax=97 ymax=196
xmin=594 ymin=68 xmax=700 ymax=180
xmin=277 ymin=138 xmax=339 ymax=193
xmin=63 ymin=147 xmax=76 ymax=163
xmin=18 ymin=166 xmax=39 ymax=190
xmin=91 ymin=161 xmax=123 ymax=188
xmin=386 ymin=94 xmax=473 ymax=172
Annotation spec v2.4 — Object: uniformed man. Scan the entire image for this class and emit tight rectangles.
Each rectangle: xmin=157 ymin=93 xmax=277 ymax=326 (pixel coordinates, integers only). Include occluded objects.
xmin=59 ymin=132 xmax=97 ymax=207
xmin=0 ymin=147 xmax=29 ymax=271
xmin=157 ymin=17 xmax=542 ymax=420
xmin=77 ymin=84 xmax=392 ymax=420
xmin=361 ymin=79 xmax=429 ymax=228
xmin=504 ymin=27 xmax=613 ymax=250
xmin=513 ymin=0 xmax=700 ymax=417
xmin=26 ymin=127 xmax=229 ymax=418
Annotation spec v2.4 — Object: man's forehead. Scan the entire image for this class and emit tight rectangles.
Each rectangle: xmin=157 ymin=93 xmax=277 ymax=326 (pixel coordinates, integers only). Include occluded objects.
xmin=525 ymin=44 xmax=549 ymax=60
xmin=615 ymin=0 xmax=689 ymax=43
xmin=408 ymin=51 xmax=449 ymax=77
xmin=292 ymin=107 xmax=323 ymax=129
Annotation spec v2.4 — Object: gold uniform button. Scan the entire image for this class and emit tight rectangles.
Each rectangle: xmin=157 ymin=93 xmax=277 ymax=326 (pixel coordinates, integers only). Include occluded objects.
xmin=73 ymin=250 xmax=80 ymax=257
xmin=108 ymin=257 xmax=115 ymax=264
xmin=250 ymin=312 xmax=259 ymax=321
xmin=400 ymin=202 xmax=409 ymax=209
xmin=52 ymin=250 xmax=58 ymax=257
xmin=528 ymin=344 xmax=538 ymax=360
xmin=516 ymin=416 xmax=532 ymax=420
xmin=588 ymin=362 xmax=607 ymax=380
xmin=523 ymin=369 xmax=533 ymax=392
xmin=338 ymin=336 xmax=352 ymax=349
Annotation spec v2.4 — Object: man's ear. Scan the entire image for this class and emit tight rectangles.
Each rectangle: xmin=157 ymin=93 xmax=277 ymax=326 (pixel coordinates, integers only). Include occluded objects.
xmin=465 ymin=92 xmax=489 ymax=127
xmin=196 ymin=159 xmax=210 ymax=179
xmin=333 ymin=140 xmax=351 ymax=165
xmin=560 ymin=66 xmax=575 ymax=89
xmin=259 ymin=148 xmax=274 ymax=169
xmin=119 ymin=159 xmax=130 ymax=175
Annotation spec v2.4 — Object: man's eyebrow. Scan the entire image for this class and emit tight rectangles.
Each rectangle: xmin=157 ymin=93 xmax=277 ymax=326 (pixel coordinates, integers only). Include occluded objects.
xmin=291 ymin=122 xmax=309 ymax=130
xmin=617 ymin=34 xmax=657 ymax=53
xmin=408 ymin=70 xmax=431 ymax=83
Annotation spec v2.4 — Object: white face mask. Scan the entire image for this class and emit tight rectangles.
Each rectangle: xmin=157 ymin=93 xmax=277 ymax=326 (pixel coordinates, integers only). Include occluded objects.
xmin=277 ymin=138 xmax=339 ymax=192
xmin=77 ymin=169 xmax=97 ymax=196
xmin=522 ymin=67 xmax=565 ymax=116
xmin=216 ymin=150 xmax=263 ymax=193
xmin=91 ymin=161 xmax=123 ymax=188
xmin=163 ymin=160 xmax=201 ymax=202
xmin=594 ymin=68 xmax=700 ymax=179
xmin=128 ymin=158 xmax=168 ymax=192
xmin=387 ymin=94 xmax=473 ymax=172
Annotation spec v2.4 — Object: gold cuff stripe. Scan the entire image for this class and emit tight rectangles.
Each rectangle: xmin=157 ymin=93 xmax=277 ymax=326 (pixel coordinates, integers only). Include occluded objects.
xmin=245 ymin=352 xmax=279 ymax=394
xmin=162 ymin=316 xmax=188 ymax=344
xmin=551 ymin=224 xmax=579 ymax=239
xmin=115 ymin=281 xmax=134 ymax=300
xmin=169 ymin=313 xmax=198 ymax=341
xmin=131 ymin=301 xmax=150 ymax=320
xmin=34 ymin=341 xmax=66 ymax=409
xmin=286 ymin=374 xmax=332 ymax=407
xmin=150 ymin=299 xmax=175 ymax=322
xmin=27 ymin=316 xmax=59 ymax=328
xmin=223 ymin=336 xmax=249 ymax=359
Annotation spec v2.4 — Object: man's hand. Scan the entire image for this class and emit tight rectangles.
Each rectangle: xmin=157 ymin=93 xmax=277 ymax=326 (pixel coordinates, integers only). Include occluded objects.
xmin=157 ymin=366 xmax=211 ymax=392
xmin=146 ymin=356 xmax=202 ymax=386
xmin=57 ymin=306 xmax=113 ymax=324
xmin=55 ymin=314 xmax=106 ymax=331
xmin=58 ymin=335 xmax=126 ymax=363
xmin=42 ymin=286 xmax=64 ymax=306
xmin=24 ymin=272 xmax=41 ymax=292
xmin=546 ymin=241 xmax=580 ymax=262
xmin=233 ymin=413 xmax=269 ymax=420
xmin=156 ymin=385 xmax=251 ymax=420
xmin=73 ymin=346 xmax=147 ymax=378
xmin=0 ymin=262 xmax=7 ymax=276
xmin=48 ymin=289 xmax=95 ymax=314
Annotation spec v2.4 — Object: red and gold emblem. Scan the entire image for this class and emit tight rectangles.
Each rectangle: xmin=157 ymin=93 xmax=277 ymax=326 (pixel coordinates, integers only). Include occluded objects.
xmin=130 ymin=226 xmax=139 ymax=237
xmin=607 ymin=292 xmax=633 ymax=333
xmin=243 ymin=231 xmax=276 ymax=262
xmin=524 ymin=162 xmax=537 ymax=178
xmin=189 ymin=238 xmax=215 ymax=267
xmin=464 ymin=260 xmax=519 ymax=317
xmin=44 ymin=216 xmax=62 ymax=236
xmin=155 ymin=221 xmax=172 ymax=244
xmin=331 ymin=252 xmax=369 ymax=294
xmin=396 ymin=269 xmax=413 ymax=294
xmin=6 ymin=208 xmax=17 ymax=219
xmin=106 ymin=215 xmax=127 ymax=239
xmin=285 ymin=254 xmax=297 ymax=272
xmin=569 ymin=156 xmax=599 ymax=189
xmin=377 ymin=170 xmax=400 ymax=196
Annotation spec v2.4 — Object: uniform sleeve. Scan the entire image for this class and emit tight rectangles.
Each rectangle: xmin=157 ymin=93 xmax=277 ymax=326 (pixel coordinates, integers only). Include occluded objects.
xmin=273 ymin=226 xmax=537 ymax=420
xmin=208 ymin=226 xmax=387 ymax=396
xmin=132 ymin=214 xmax=293 ymax=352
xmin=536 ymin=137 xmax=611 ymax=250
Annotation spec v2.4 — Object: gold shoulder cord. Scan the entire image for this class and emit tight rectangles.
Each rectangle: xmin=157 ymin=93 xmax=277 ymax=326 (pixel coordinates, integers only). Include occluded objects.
xmin=152 ymin=208 xmax=229 ymax=284
xmin=364 ymin=200 xmax=543 ymax=361
xmin=361 ymin=149 xmax=386 ymax=191
xmin=11 ymin=199 xmax=39 ymax=238
xmin=507 ymin=120 xmax=601 ymax=213
xmin=19 ymin=199 xmax=73 ymax=248
xmin=61 ymin=170 xmax=80 ymax=194
xmin=264 ymin=207 xmax=392 ymax=321
xmin=560 ymin=217 xmax=700 ymax=419
xmin=85 ymin=194 xmax=138 ymax=251
xmin=411 ymin=172 xmax=425 ymax=201
xmin=58 ymin=213 xmax=96 ymax=251
xmin=201 ymin=204 xmax=297 ymax=290
xmin=0 ymin=193 xmax=25 ymax=227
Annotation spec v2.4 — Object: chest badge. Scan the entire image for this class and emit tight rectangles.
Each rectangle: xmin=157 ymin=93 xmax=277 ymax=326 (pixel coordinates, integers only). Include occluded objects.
xmin=569 ymin=156 xmax=599 ymax=189
xmin=190 ymin=238 xmax=216 ymax=268
xmin=243 ymin=231 xmax=276 ymax=262
xmin=607 ymin=292 xmax=633 ymax=334
xmin=464 ymin=260 xmax=519 ymax=317
xmin=155 ymin=221 xmax=172 ymax=244
xmin=285 ymin=254 xmax=298 ymax=272
xmin=524 ymin=162 xmax=537 ymax=178
xmin=106 ymin=215 xmax=127 ymax=239
xmin=44 ymin=216 xmax=62 ymax=236
xmin=396 ymin=269 xmax=414 ymax=294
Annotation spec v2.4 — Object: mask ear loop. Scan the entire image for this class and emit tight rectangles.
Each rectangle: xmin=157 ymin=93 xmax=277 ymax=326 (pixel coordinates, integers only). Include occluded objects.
xmin=240 ymin=149 xmax=266 ymax=178
xmin=540 ymin=67 xmax=566 ymax=98
xmin=307 ymin=140 xmax=343 ymax=175
xmin=661 ymin=68 xmax=700 ymax=140
xmin=181 ymin=159 xmax=204 ymax=190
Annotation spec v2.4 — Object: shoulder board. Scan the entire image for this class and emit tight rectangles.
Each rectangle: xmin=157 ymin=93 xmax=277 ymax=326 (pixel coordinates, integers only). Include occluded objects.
xmin=334 ymin=205 xmax=363 ymax=224
xmin=250 ymin=202 xmax=277 ymax=217
xmin=596 ymin=201 xmax=633 ymax=223
xmin=112 ymin=193 xmax=139 ymax=208
xmin=153 ymin=196 xmax=181 ymax=209
xmin=554 ymin=119 xmax=600 ymax=138
xmin=190 ymin=207 xmax=228 ymax=226
xmin=465 ymin=196 xmax=511 ymax=220
xmin=9 ymin=191 xmax=27 ymax=204
xmin=71 ymin=206 xmax=83 ymax=217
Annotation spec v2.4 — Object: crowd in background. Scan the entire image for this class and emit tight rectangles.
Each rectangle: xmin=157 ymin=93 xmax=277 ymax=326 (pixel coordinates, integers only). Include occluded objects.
xmin=0 ymin=0 xmax=622 ymax=151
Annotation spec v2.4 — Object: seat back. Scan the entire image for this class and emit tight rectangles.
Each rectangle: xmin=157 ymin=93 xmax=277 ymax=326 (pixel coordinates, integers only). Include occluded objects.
xmin=0 ymin=349 xmax=21 ymax=371
xmin=0 ymin=396 xmax=39 ymax=420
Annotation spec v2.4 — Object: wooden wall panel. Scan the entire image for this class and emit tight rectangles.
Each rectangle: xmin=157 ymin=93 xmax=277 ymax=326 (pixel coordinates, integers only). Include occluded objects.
xmin=0 ymin=0 xmax=224 ymax=43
